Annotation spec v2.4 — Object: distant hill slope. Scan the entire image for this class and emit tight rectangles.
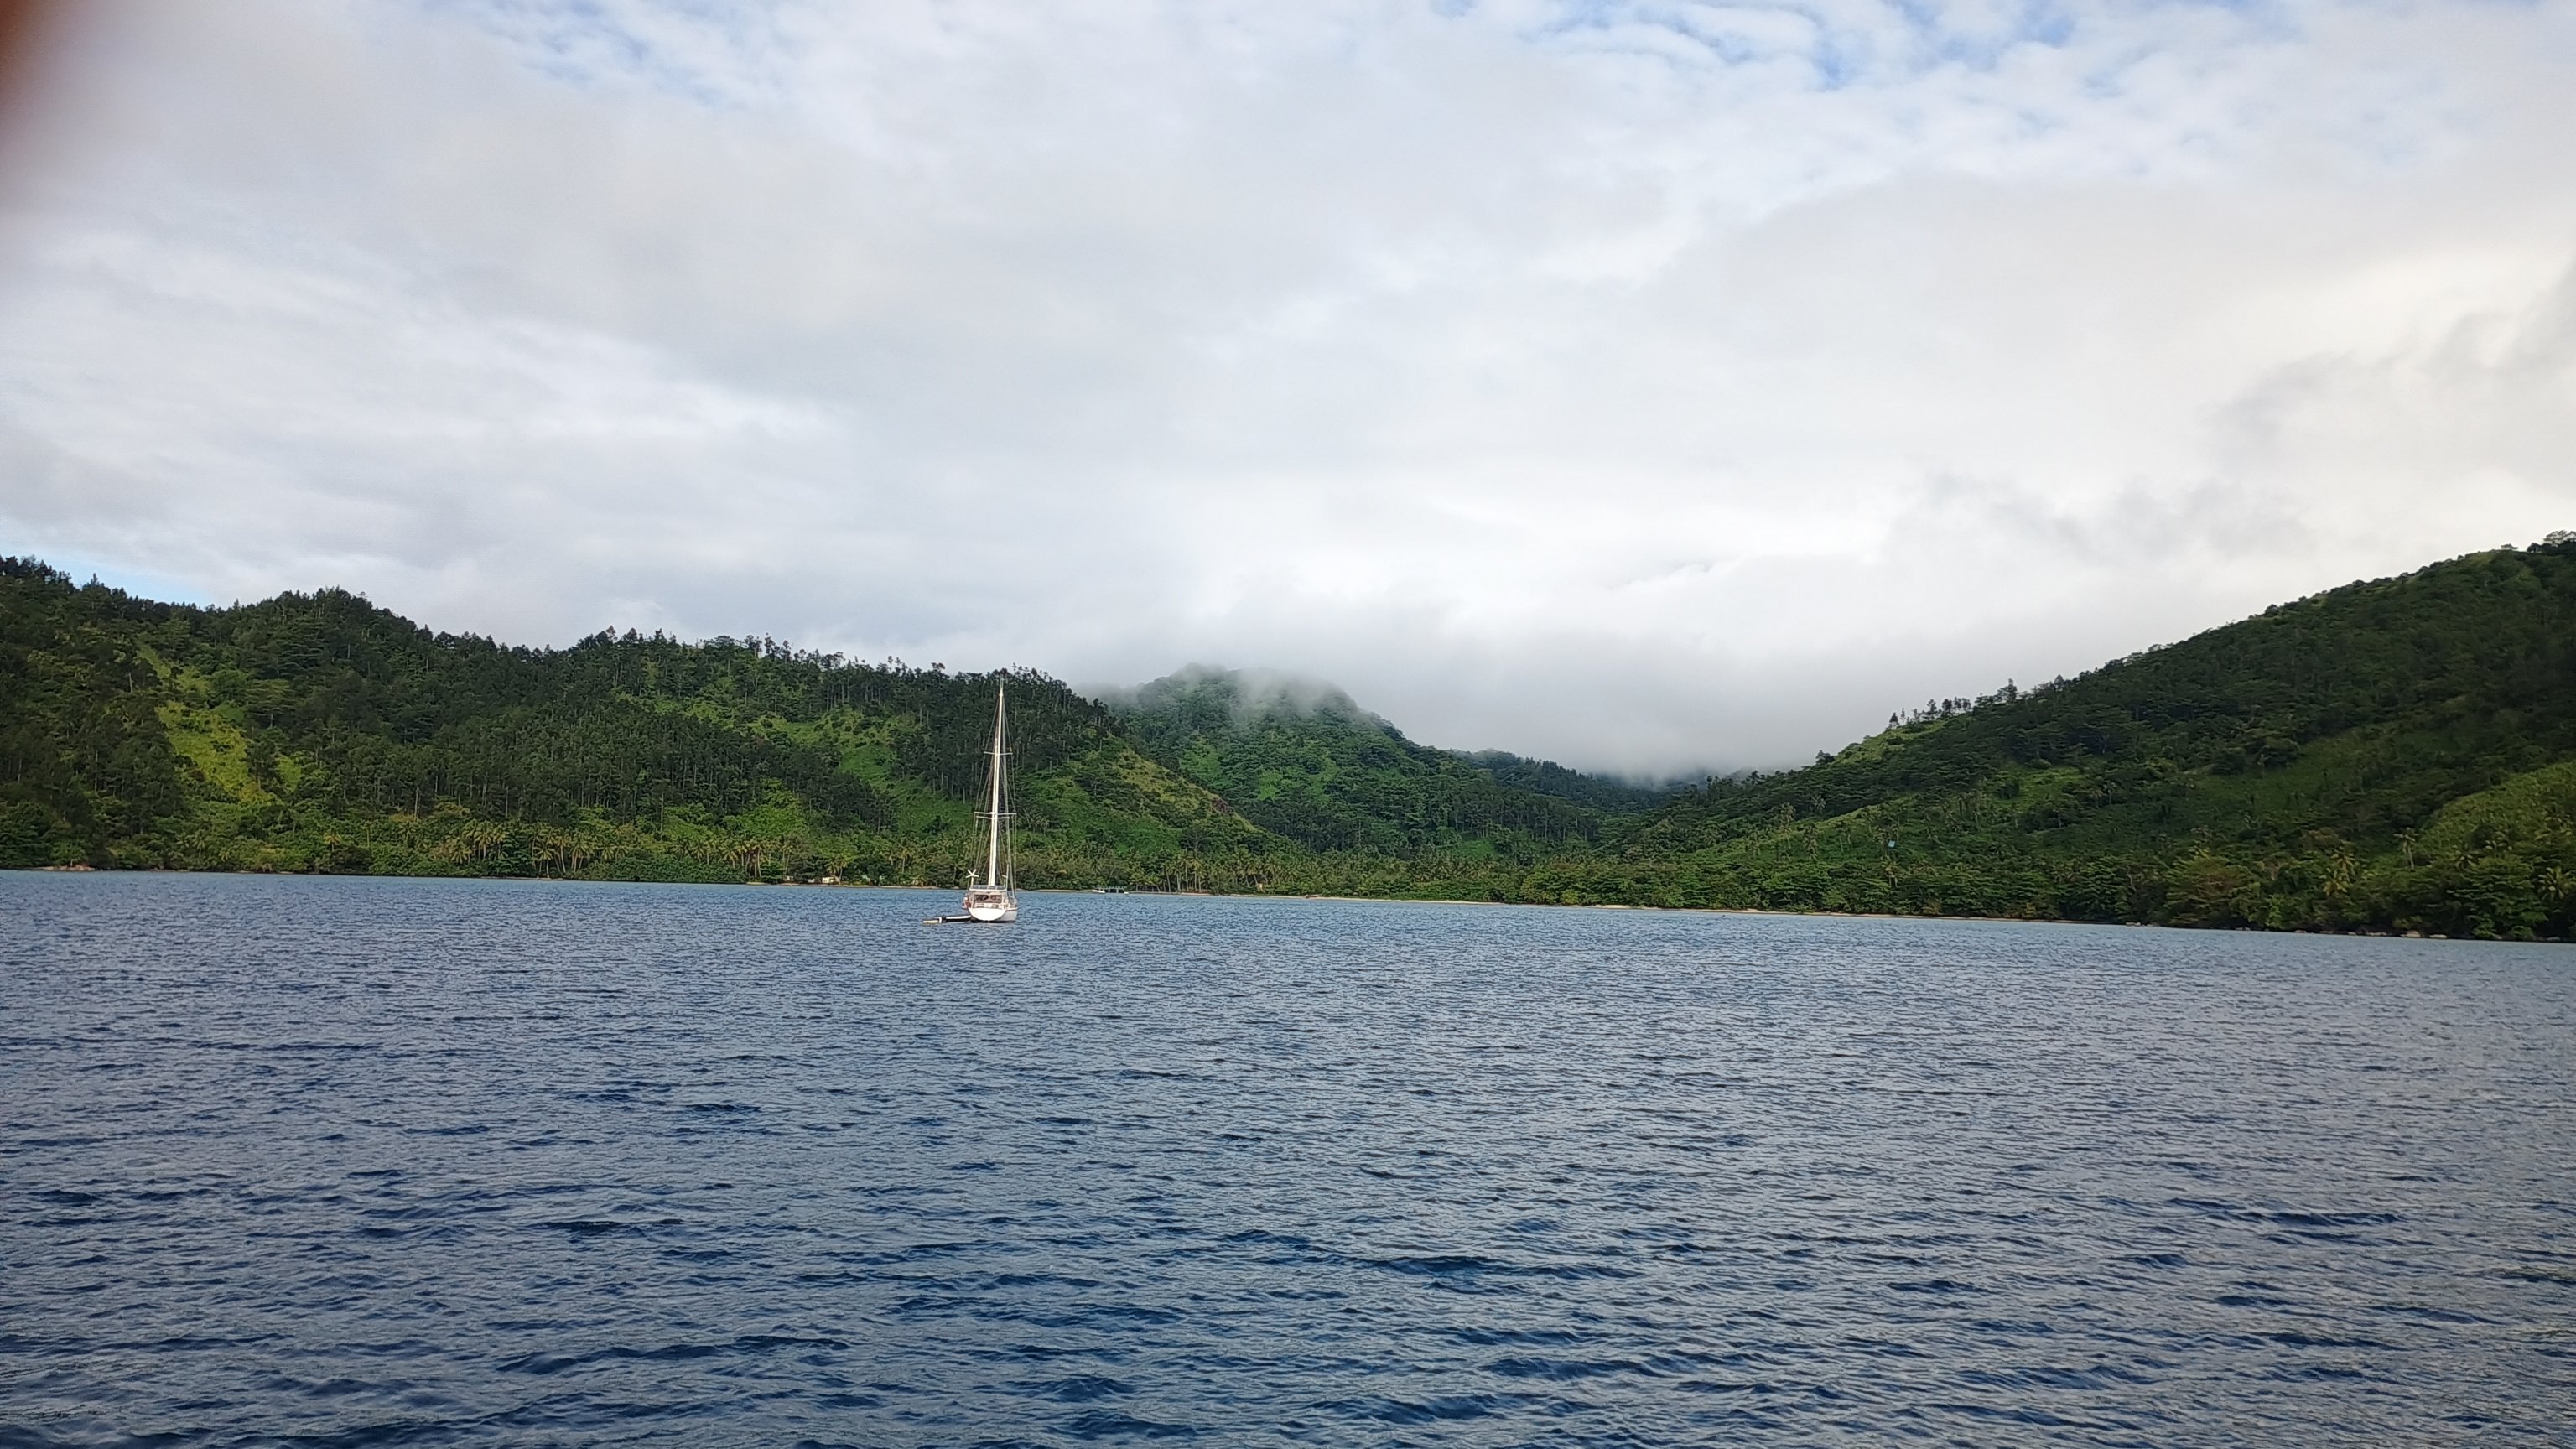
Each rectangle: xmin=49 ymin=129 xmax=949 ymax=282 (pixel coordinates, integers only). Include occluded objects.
xmin=1533 ymin=541 xmax=2576 ymax=939
xmin=1100 ymin=665 xmax=1665 ymax=861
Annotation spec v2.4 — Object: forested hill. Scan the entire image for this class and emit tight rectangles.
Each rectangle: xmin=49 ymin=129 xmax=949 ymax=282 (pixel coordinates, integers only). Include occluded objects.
xmin=8 ymin=543 xmax=2576 ymax=938
xmin=1529 ymin=540 xmax=2576 ymax=940
xmin=1099 ymin=666 xmax=1667 ymax=860
xmin=0 ymin=561 xmax=1633 ymax=894
xmin=0 ymin=559 xmax=1278 ymax=886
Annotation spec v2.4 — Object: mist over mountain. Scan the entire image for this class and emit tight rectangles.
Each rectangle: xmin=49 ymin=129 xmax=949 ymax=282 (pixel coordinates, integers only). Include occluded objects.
xmin=1089 ymin=666 xmax=1379 ymax=733
xmin=1098 ymin=666 xmax=1677 ymax=802
xmin=1098 ymin=665 xmax=1666 ymax=860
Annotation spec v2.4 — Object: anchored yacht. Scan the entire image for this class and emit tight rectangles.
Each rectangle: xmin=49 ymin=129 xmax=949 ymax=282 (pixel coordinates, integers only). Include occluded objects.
xmin=957 ymin=683 xmax=1017 ymax=923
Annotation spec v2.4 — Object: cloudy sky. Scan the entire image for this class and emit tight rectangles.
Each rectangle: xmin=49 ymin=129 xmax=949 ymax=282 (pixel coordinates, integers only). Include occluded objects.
xmin=1 ymin=1 xmax=2571 ymax=776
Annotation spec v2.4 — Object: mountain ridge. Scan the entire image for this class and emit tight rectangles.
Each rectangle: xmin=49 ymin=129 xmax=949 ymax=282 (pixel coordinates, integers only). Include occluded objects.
xmin=5 ymin=542 xmax=2573 ymax=937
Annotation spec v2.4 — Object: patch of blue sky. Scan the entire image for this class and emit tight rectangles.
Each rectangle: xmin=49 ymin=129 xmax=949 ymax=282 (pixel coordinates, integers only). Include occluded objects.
xmin=20 ymin=551 xmax=217 ymax=609
xmin=1810 ymin=23 xmax=1874 ymax=88
xmin=1528 ymin=3 xmax=1827 ymax=71
xmin=1523 ymin=1 xmax=2099 ymax=86
xmin=2112 ymin=0 xmax=2309 ymax=48
xmin=1893 ymin=0 xmax=2080 ymax=71
xmin=412 ymin=0 xmax=786 ymax=112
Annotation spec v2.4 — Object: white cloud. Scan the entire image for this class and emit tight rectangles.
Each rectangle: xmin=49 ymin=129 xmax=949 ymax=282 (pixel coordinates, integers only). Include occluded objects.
xmin=2 ymin=0 xmax=2573 ymax=775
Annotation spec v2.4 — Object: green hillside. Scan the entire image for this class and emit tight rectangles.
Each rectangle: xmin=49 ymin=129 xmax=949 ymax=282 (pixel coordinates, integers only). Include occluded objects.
xmin=8 ymin=541 xmax=2576 ymax=938
xmin=1539 ymin=540 xmax=2576 ymax=940
xmin=1102 ymin=665 xmax=1665 ymax=860
xmin=0 ymin=561 xmax=1284 ymax=889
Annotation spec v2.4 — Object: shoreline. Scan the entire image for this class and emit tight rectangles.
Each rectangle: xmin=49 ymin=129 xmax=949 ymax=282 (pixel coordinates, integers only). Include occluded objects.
xmin=8 ymin=865 xmax=2489 ymax=940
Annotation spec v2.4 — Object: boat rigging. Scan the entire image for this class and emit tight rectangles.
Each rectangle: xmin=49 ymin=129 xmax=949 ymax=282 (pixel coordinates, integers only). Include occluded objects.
xmin=929 ymin=682 xmax=1018 ymax=924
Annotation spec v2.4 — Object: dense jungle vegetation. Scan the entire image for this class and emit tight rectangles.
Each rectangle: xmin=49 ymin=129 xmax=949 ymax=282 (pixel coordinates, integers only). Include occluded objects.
xmin=0 ymin=558 xmax=1638 ymax=896
xmin=6 ymin=539 xmax=2574 ymax=938
xmin=1529 ymin=538 xmax=2576 ymax=940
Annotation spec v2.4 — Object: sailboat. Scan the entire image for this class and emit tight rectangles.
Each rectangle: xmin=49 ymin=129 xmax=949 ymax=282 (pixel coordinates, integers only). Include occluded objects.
xmin=957 ymin=683 xmax=1018 ymax=923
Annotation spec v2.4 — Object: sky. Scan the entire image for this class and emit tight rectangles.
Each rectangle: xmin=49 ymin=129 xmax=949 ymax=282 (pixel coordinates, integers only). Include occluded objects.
xmin=0 ymin=0 xmax=2571 ymax=777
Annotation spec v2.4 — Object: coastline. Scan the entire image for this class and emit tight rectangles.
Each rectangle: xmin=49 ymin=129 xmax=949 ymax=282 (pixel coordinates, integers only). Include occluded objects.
xmin=7 ymin=865 xmax=2490 ymax=940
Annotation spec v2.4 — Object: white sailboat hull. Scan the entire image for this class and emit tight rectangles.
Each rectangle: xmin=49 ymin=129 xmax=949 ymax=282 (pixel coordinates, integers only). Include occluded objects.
xmin=963 ymin=887 xmax=1017 ymax=922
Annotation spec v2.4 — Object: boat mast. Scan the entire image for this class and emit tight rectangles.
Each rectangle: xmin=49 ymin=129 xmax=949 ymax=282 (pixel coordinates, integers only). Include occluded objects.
xmin=983 ymin=683 xmax=1008 ymax=890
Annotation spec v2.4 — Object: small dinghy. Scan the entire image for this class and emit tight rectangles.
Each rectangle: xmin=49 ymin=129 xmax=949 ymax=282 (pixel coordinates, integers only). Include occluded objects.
xmin=926 ymin=683 xmax=1019 ymax=925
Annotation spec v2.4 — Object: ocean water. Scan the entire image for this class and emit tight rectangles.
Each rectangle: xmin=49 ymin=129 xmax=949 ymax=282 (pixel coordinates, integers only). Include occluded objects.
xmin=3 ymin=874 xmax=2572 ymax=1447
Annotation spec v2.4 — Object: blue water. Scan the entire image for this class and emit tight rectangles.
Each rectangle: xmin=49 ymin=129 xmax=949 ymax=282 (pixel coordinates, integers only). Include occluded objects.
xmin=3 ymin=875 xmax=2572 ymax=1446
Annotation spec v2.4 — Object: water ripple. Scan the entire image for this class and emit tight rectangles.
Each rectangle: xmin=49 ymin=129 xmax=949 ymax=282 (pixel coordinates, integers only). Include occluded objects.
xmin=3 ymin=873 xmax=2572 ymax=1445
